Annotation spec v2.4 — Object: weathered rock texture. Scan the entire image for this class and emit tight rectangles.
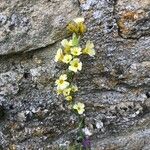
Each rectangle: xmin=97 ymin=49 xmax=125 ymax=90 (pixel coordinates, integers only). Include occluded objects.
xmin=0 ymin=0 xmax=150 ymax=149
xmin=0 ymin=0 xmax=79 ymax=55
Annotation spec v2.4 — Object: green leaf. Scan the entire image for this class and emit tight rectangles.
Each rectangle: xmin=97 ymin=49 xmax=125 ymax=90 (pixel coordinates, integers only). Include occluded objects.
xmin=72 ymin=33 xmax=80 ymax=46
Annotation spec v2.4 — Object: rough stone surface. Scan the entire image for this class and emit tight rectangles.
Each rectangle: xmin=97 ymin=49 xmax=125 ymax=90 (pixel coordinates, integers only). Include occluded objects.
xmin=0 ymin=0 xmax=150 ymax=149
xmin=0 ymin=0 xmax=79 ymax=55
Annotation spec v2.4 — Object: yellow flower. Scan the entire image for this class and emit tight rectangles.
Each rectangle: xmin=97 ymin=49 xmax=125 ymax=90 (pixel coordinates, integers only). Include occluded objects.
xmin=61 ymin=39 xmax=72 ymax=47
xmin=62 ymin=54 xmax=72 ymax=64
xmin=73 ymin=17 xmax=86 ymax=34
xmin=73 ymin=102 xmax=85 ymax=114
xmin=61 ymin=39 xmax=73 ymax=53
xmin=71 ymin=85 xmax=78 ymax=92
xmin=55 ymin=48 xmax=64 ymax=62
xmin=63 ymin=88 xmax=71 ymax=96
xmin=69 ymin=58 xmax=82 ymax=73
xmin=67 ymin=17 xmax=86 ymax=35
xmin=56 ymin=88 xmax=63 ymax=95
xmin=73 ymin=17 xmax=85 ymax=23
xmin=65 ymin=96 xmax=72 ymax=101
xmin=55 ymin=74 xmax=69 ymax=90
xmin=71 ymin=47 xmax=82 ymax=56
xmin=83 ymin=41 xmax=95 ymax=57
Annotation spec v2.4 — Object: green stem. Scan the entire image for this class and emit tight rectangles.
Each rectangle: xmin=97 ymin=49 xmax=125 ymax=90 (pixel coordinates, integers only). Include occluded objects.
xmin=78 ymin=115 xmax=85 ymax=141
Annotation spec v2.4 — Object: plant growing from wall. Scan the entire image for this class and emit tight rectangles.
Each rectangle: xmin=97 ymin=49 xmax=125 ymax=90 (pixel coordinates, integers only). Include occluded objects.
xmin=55 ymin=17 xmax=95 ymax=150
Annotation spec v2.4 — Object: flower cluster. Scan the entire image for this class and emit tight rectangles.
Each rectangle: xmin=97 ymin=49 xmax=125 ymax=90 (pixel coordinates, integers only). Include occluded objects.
xmin=67 ymin=18 xmax=86 ymax=35
xmin=55 ymin=17 xmax=95 ymax=115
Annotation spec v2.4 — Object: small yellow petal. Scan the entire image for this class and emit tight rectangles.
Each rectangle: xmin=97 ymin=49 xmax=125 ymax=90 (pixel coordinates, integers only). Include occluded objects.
xmin=63 ymin=88 xmax=71 ymax=96
xmin=73 ymin=102 xmax=85 ymax=114
xmin=56 ymin=89 xmax=63 ymax=95
xmin=55 ymin=74 xmax=70 ymax=90
xmin=61 ymin=39 xmax=72 ymax=48
xmin=55 ymin=48 xmax=64 ymax=62
xmin=69 ymin=58 xmax=82 ymax=73
xmin=62 ymin=54 xmax=72 ymax=64
xmin=73 ymin=17 xmax=85 ymax=23
xmin=65 ymin=96 xmax=72 ymax=101
xmin=59 ymin=74 xmax=67 ymax=80
xmin=61 ymin=39 xmax=68 ymax=47
xmin=83 ymin=41 xmax=95 ymax=56
xmin=71 ymin=47 xmax=82 ymax=56
xmin=73 ymin=104 xmax=78 ymax=110
xmin=71 ymin=85 xmax=78 ymax=92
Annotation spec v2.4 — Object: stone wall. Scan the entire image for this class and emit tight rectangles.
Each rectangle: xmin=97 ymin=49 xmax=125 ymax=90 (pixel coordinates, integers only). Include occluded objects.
xmin=0 ymin=0 xmax=150 ymax=149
